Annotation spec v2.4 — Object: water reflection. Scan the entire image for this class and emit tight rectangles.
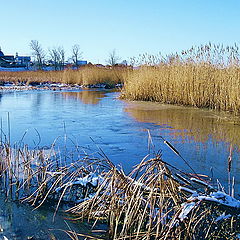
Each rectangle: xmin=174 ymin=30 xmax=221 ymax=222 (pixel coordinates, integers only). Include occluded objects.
xmin=61 ymin=90 xmax=107 ymax=105
xmin=124 ymin=102 xmax=240 ymax=147
xmin=31 ymin=91 xmax=44 ymax=113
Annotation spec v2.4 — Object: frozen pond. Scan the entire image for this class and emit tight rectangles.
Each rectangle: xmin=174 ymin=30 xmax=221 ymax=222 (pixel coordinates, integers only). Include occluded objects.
xmin=0 ymin=89 xmax=239 ymax=238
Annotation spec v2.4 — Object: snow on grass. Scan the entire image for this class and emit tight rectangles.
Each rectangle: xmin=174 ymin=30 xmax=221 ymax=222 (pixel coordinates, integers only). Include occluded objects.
xmin=190 ymin=177 xmax=214 ymax=189
xmin=178 ymin=202 xmax=197 ymax=221
xmin=178 ymin=186 xmax=198 ymax=196
xmin=55 ymin=173 xmax=101 ymax=193
xmin=215 ymin=213 xmax=232 ymax=222
xmin=178 ymin=188 xmax=240 ymax=221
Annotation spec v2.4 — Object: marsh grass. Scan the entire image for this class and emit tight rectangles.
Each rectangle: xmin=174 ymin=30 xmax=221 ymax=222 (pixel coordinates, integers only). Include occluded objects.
xmin=0 ymin=66 xmax=128 ymax=87
xmin=67 ymin=152 xmax=240 ymax=239
xmin=122 ymin=43 xmax=240 ymax=114
xmin=0 ymin=134 xmax=239 ymax=239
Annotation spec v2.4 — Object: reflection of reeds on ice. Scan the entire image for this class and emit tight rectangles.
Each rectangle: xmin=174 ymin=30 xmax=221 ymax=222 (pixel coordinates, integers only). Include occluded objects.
xmin=124 ymin=104 xmax=240 ymax=146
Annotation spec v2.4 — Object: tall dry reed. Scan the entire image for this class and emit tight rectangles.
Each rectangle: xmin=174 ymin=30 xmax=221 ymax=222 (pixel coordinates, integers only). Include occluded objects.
xmin=122 ymin=43 xmax=240 ymax=114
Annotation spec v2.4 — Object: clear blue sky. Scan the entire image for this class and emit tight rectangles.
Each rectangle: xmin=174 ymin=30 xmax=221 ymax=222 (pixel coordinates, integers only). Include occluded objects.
xmin=1 ymin=0 xmax=240 ymax=63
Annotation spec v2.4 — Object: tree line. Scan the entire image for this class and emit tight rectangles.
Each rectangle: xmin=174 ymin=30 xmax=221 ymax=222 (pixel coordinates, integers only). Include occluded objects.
xmin=30 ymin=40 xmax=121 ymax=70
xmin=30 ymin=40 xmax=84 ymax=70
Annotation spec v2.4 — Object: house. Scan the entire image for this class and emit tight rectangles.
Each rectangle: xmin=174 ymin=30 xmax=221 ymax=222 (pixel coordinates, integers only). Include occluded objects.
xmin=0 ymin=49 xmax=14 ymax=67
xmin=15 ymin=52 xmax=31 ymax=68
xmin=0 ymin=48 xmax=31 ymax=68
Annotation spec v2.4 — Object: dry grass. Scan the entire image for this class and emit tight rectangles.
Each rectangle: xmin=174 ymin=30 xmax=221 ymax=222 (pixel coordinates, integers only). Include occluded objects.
xmin=67 ymin=152 xmax=240 ymax=239
xmin=0 ymin=135 xmax=239 ymax=239
xmin=122 ymin=44 xmax=240 ymax=114
xmin=0 ymin=66 xmax=128 ymax=87
xmin=62 ymin=67 xmax=127 ymax=87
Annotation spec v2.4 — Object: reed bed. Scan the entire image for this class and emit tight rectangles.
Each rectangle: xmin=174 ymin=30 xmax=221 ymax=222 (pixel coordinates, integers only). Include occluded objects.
xmin=122 ymin=44 xmax=240 ymax=114
xmin=0 ymin=136 xmax=239 ymax=239
xmin=68 ymin=154 xmax=240 ymax=239
xmin=0 ymin=66 xmax=128 ymax=88
xmin=0 ymin=140 xmax=105 ymax=205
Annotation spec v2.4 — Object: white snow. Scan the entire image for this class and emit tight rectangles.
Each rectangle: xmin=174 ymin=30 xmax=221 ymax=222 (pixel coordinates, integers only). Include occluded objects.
xmin=75 ymin=173 xmax=99 ymax=187
xmin=189 ymin=191 xmax=240 ymax=208
xmin=190 ymin=178 xmax=213 ymax=189
xmin=179 ymin=186 xmax=198 ymax=196
xmin=178 ymin=189 xmax=240 ymax=221
xmin=55 ymin=173 xmax=100 ymax=193
xmin=209 ymin=191 xmax=240 ymax=208
xmin=178 ymin=202 xmax=196 ymax=221
xmin=175 ymin=173 xmax=191 ymax=184
xmin=46 ymin=171 xmax=63 ymax=176
xmin=215 ymin=213 xmax=231 ymax=222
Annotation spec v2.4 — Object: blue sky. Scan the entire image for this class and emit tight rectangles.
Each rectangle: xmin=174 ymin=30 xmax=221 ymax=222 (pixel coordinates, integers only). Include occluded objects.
xmin=1 ymin=0 xmax=240 ymax=63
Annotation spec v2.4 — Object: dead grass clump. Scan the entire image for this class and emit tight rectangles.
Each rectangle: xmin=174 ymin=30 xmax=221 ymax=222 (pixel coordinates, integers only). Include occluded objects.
xmin=68 ymin=153 xmax=240 ymax=239
xmin=0 ymin=138 xmax=239 ymax=239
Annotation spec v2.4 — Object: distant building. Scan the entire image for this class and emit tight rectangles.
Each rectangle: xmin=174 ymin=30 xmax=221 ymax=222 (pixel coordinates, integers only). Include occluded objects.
xmin=0 ymin=53 xmax=15 ymax=68
xmin=0 ymin=48 xmax=31 ymax=68
xmin=76 ymin=60 xmax=87 ymax=66
xmin=15 ymin=52 xmax=31 ymax=68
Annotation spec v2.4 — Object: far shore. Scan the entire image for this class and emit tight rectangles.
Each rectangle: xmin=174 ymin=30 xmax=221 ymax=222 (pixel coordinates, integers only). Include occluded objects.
xmin=1 ymin=43 xmax=240 ymax=115
xmin=0 ymin=81 xmax=122 ymax=92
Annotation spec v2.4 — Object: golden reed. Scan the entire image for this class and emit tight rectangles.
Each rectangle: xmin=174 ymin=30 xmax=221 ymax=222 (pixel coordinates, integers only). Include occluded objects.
xmin=0 ymin=66 xmax=127 ymax=87
xmin=122 ymin=43 xmax=240 ymax=114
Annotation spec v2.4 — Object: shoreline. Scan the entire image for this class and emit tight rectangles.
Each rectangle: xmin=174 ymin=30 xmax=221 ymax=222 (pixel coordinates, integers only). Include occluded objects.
xmin=0 ymin=81 xmax=123 ymax=92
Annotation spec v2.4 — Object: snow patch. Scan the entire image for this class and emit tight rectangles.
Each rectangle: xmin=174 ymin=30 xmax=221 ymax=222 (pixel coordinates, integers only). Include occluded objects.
xmin=215 ymin=213 xmax=232 ymax=222
xmin=178 ymin=189 xmax=240 ymax=221
xmin=55 ymin=173 xmax=101 ymax=193
xmin=178 ymin=202 xmax=196 ymax=221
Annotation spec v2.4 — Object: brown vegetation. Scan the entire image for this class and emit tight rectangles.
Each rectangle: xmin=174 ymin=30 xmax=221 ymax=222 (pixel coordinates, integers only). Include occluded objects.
xmin=0 ymin=66 xmax=128 ymax=87
xmin=122 ymin=44 xmax=240 ymax=114
xmin=0 ymin=136 xmax=239 ymax=239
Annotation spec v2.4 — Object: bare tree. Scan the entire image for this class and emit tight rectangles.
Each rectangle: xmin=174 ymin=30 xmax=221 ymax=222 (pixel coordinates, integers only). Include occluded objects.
xmin=30 ymin=40 xmax=45 ymax=70
xmin=48 ymin=46 xmax=65 ymax=70
xmin=49 ymin=47 xmax=60 ymax=70
xmin=58 ymin=46 xmax=65 ymax=70
xmin=71 ymin=44 xmax=83 ymax=67
xmin=106 ymin=49 xmax=121 ymax=66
